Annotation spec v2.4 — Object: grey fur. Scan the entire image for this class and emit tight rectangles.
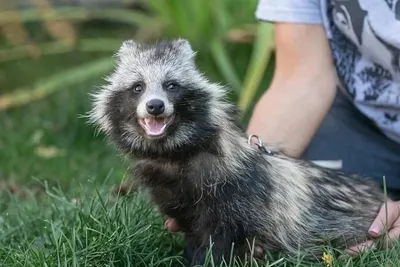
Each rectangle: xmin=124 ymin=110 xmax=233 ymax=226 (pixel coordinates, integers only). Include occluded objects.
xmin=88 ymin=39 xmax=387 ymax=266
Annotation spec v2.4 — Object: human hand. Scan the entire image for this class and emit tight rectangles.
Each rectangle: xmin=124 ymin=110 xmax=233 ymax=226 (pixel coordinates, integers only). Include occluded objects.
xmin=346 ymin=199 xmax=400 ymax=255
xmin=164 ymin=217 xmax=181 ymax=233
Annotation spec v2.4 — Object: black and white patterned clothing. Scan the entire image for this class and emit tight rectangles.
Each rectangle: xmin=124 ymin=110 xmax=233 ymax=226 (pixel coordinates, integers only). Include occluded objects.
xmin=256 ymin=0 xmax=400 ymax=144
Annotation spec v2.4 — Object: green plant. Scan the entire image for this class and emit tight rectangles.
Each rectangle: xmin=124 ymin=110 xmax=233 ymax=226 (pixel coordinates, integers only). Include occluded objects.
xmin=0 ymin=0 xmax=275 ymax=119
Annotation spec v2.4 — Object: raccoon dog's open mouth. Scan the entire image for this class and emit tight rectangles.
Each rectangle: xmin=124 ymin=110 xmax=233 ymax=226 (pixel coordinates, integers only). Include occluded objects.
xmin=138 ymin=115 xmax=175 ymax=137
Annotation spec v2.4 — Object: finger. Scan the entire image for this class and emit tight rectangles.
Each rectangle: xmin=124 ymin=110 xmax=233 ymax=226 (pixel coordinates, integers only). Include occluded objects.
xmin=369 ymin=201 xmax=400 ymax=237
xmin=345 ymin=240 xmax=375 ymax=256
xmin=384 ymin=221 xmax=400 ymax=246
xmin=164 ymin=218 xmax=181 ymax=232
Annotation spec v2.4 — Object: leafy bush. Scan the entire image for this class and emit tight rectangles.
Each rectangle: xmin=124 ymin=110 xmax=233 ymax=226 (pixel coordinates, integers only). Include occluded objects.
xmin=0 ymin=0 xmax=275 ymax=120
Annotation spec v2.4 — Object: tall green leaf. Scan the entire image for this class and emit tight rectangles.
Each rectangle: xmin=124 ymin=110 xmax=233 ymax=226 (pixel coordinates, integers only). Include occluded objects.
xmin=0 ymin=57 xmax=113 ymax=110
xmin=238 ymin=22 xmax=274 ymax=112
xmin=0 ymin=38 xmax=122 ymax=62
xmin=209 ymin=39 xmax=242 ymax=94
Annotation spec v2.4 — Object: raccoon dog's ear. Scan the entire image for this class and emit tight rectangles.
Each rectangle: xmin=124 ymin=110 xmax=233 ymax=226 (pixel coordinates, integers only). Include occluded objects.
xmin=173 ymin=38 xmax=196 ymax=59
xmin=114 ymin=39 xmax=139 ymax=62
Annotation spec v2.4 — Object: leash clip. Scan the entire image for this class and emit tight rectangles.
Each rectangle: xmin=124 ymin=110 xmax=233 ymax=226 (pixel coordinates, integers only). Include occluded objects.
xmin=247 ymin=134 xmax=274 ymax=155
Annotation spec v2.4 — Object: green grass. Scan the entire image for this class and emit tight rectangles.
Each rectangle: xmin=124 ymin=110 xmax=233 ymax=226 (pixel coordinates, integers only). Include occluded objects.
xmin=0 ymin=180 xmax=185 ymax=267
xmin=1 ymin=180 xmax=400 ymax=267
xmin=1 ymin=16 xmax=400 ymax=267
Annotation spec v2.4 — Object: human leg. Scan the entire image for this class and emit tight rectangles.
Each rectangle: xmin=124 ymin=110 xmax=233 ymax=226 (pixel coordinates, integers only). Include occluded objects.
xmin=302 ymin=89 xmax=400 ymax=200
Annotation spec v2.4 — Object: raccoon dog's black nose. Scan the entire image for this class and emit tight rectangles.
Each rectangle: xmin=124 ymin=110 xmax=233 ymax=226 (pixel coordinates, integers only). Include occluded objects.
xmin=146 ymin=99 xmax=165 ymax=116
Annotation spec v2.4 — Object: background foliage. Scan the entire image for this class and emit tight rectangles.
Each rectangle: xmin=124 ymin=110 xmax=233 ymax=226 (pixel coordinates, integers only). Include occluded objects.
xmin=0 ymin=0 xmax=275 ymax=187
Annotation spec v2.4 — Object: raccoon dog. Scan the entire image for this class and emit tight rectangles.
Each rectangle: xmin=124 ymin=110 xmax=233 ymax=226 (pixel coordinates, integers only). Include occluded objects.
xmin=88 ymin=39 xmax=387 ymax=266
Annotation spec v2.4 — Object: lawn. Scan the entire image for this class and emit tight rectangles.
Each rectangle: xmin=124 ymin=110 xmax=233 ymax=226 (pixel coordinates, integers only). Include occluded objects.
xmin=1 ymin=2 xmax=400 ymax=267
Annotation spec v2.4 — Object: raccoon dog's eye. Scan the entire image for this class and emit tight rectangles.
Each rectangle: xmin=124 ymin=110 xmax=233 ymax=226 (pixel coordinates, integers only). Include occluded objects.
xmin=166 ymin=82 xmax=178 ymax=91
xmin=132 ymin=82 xmax=144 ymax=93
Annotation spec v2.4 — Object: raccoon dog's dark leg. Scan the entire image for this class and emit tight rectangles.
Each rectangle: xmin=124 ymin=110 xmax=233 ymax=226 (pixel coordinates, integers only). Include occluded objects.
xmin=182 ymin=230 xmax=237 ymax=267
xmin=182 ymin=234 xmax=206 ymax=267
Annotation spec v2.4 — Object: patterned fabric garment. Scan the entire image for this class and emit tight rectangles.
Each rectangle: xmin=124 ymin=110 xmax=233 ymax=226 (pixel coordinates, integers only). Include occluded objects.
xmin=255 ymin=0 xmax=400 ymax=144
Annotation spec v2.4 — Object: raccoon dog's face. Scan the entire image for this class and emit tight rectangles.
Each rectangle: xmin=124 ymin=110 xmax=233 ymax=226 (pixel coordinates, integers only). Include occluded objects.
xmin=89 ymin=39 xmax=226 ymax=157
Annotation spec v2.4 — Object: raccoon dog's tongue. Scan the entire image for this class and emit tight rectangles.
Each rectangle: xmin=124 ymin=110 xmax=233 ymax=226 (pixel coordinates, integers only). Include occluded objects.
xmin=140 ymin=117 xmax=173 ymax=136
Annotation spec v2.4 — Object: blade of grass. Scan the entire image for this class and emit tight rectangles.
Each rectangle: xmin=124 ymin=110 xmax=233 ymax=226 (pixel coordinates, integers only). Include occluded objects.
xmin=211 ymin=0 xmax=230 ymax=36
xmin=147 ymin=0 xmax=211 ymax=42
xmin=166 ymin=0 xmax=193 ymax=38
xmin=0 ymin=38 xmax=122 ymax=62
xmin=238 ymin=22 xmax=274 ymax=112
xmin=192 ymin=0 xmax=213 ymax=40
xmin=0 ymin=56 xmax=113 ymax=110
xmin=209 ymin=38 xmax=242 ymax=94
xmin=146 ymin=0 xmax=172 ymax=23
